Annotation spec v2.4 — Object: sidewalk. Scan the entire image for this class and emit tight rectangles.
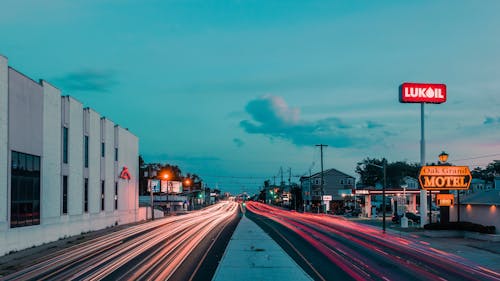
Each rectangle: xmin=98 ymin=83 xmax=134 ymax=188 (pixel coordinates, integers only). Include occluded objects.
xmin=212 ymin=215 xmax=313 ymax=281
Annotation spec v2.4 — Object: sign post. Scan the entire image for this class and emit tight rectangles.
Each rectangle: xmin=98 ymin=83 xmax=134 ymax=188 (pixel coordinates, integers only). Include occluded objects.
xmin=418 ymin=165 xmax=471 ymax=224
xmin=399 ymin=82 xmax=447 ymax=227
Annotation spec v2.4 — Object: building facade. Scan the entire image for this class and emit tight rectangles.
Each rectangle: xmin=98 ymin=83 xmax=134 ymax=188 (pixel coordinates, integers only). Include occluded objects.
xmin=300 ymin=168 xmax=355 ymax=210
xmin=0 ymin=55 xmax=140 ymax=255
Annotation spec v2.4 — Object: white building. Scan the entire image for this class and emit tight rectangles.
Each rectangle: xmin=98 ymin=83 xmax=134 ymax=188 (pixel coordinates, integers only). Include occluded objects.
xmin=0 ymin=55 xmax=140 ymax=255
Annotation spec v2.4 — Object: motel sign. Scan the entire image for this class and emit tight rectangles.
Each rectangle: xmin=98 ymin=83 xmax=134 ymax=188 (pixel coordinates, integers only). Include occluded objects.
xmin=418 ymin=166 xmax=472 ymax=190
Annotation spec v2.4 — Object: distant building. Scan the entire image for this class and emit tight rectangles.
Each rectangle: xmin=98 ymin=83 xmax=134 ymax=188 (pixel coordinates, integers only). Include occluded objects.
xmin=402 ymin=176 xmax=419 ymax=189
xmin=468 ymin=178 xmax=486 ymax=194
xmin=300 ymin=168 xmax=355 ymax=209
xmin=450 ymin=190 xmax=500 ymax=234
xmin=0 ymin=55 xmax=140 ymax=255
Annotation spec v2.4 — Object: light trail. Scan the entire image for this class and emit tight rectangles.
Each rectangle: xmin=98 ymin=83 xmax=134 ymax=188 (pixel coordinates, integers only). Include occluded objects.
xmin=246 ymin=202 xmax=500 ymax=281
xmin=0 ymin=201 xmax=239 ymax=281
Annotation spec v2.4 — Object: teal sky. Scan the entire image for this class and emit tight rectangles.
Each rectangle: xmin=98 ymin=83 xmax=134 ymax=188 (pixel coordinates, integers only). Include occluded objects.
xmin=2 ymin=1 xmax=500 ymax=194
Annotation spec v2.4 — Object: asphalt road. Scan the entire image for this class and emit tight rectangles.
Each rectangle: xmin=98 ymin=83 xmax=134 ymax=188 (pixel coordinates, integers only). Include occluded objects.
xmin=0 ymin=202 xmax=240 ymax=281
xmin=246 ymin=202 xmax=500 ymax=281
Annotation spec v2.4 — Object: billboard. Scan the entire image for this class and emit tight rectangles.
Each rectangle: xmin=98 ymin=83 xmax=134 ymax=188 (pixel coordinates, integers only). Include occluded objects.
xmin=160 ymin=180 xmax=183 ymax=194
xmin=418 ymin=166 xmax=471 ymax=190
xmin=399 ymin=82 xmax=446 ymax=104
xmin=148 ymin=179 xmax=161 ymax=193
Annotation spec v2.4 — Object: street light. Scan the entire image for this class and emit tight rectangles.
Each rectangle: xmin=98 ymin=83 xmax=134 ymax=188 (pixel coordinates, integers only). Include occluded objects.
xmin=439 ymin=151 xmax=449 ymax=164
xmin=146 ymin=165 xmax=157 ymax=220
xmin=163 ymin=173 xmax=169 ymax=214
xmin=184 ymin=178 xmax=192 ymax=211
xmin=366 ymin=160 xmax=387 ymax=233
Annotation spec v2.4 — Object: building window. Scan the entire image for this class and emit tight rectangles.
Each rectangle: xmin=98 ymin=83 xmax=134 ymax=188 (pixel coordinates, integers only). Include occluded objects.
xmin=10 ymin=151 xmax=41 ymax=228
xmin=63 ymin=127 xmax=69 ymax=163
xmin=114 ymin=182 xmax=118 ymax=210
xmin=101 ymin=142 xmax=105 ymax=158
xmin=115 ymin=147 xmax=118 ymax=162
xmin=101 ymin=180 xmax=105 ymax=211
xmin=340 ymin=179 xmax=344 ymax=185
xmin=84 ymin=178 xmax=89 ymax=213
xmin=84 ymin=136 xmax=89 ymax=168
xmin=62 ymin=176 xmax=68 ymax=214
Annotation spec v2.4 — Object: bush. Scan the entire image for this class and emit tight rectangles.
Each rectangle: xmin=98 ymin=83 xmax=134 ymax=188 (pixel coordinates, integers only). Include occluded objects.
xmin=424 ymin=221 xmax=496 ymax=234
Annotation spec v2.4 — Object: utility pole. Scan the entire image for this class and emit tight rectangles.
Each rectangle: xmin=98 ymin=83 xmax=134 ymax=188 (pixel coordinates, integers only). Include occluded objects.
xmin=146 ymin=165 xmax=157 ymax=220
xmin=280 ymin=167 xmax=284 ymax=187
xmin=316 ymin=144 xmax=328 ymax=213
xmin=288 ymin=168 xmax=291 ymax=185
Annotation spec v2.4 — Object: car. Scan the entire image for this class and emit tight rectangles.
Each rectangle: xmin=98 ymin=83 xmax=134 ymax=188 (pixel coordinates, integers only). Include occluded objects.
xmin=405 ymin=212 xmax=420 ymax=223
xmin=392 ymin=212 xmax=420 ymax=224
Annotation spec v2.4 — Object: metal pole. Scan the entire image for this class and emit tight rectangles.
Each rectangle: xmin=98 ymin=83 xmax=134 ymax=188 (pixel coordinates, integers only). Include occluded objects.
xmin=457 ymin=190 xmax=461 ymax=222
xmin=383 ymin=160 xmax=386 ymax=233
xmin=148 ymin=166 xmax=155 ymax=221
xmin=419 ymin=103 xmax=427 ymax=227
xmin=316 ymin=144 xmax=328 ymax=213
xmin=428 ymin=190 xmax=432 ymax=223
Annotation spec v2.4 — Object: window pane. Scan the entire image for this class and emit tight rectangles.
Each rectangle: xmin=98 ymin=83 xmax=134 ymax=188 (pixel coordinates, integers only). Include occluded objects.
xmin=84 ymin=136 xmax=89 ymax=168
xmin=63 ymin=127 xmax=69 ymax=163
xmin=33 ymin=156 xmax=40 ymax=172
xmin=12 ymin=151 xmax=18 ymax=170
xmin=18 ymin=153 xmax=25 ymax=170
xmin=26 ymin=155 xmax=33 ymax=172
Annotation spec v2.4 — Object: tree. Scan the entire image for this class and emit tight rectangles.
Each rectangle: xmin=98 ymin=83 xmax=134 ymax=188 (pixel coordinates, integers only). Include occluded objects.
xmin=470 ymin=161 xmax=500 ymax=181
xmin=356 ymin=158 xmax=420 ymax=188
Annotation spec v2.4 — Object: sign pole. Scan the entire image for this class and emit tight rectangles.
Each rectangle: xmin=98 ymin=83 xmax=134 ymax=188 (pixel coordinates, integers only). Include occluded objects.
xmin=420 ymin=103 xmax=428 ymax=227
xmin=399 ymin=82 xmax=447 ymax=228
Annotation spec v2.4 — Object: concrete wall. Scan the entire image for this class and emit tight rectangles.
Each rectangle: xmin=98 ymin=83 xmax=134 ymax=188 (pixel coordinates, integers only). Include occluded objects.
xmin=450 ymin=204 xmax=499 ymax=234
xmin=8 ymin=68 xmax=43 ymax=156
xmin=102 ymin=118 xmax=115 ymax=214
xmin=0 ymin=56 xmax=8 ymax=229
xmin=68 ymin=97 xmax=84 ymax=216
xmin=87 ymin=108 xmax=101 ymax=215
xmin=0 ymin=58 xmax=141 ymax=256
xmin=117 ymin=126 xmax=140 ymax=223
xmin=41 ymin=81 xmax=62 ymax=220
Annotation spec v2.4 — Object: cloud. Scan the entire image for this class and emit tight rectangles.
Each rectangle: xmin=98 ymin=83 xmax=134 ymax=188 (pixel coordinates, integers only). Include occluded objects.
xmin=54 ymin=69 xmax=117 ymax=92
xmin=144 ymin=153 xmax=221 ymax=163
xmin=483 ymin=116 xmax=500 ymax=125
xmin=240 ymin=95 xmax=375 ymax=148
xmin=366 ymin=120 xmax=384 ymax=129
xmin=233 ymin=138 xmax=245 ymax=147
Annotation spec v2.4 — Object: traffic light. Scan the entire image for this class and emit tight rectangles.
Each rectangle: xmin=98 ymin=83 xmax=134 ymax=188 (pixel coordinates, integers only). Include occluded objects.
xmin=198 ymin=193 xmax=203 ymax=198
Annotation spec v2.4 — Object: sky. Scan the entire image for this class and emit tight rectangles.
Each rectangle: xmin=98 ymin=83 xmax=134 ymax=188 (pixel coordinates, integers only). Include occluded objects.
xmin=2 ymin=1 xmax=500 ymax=195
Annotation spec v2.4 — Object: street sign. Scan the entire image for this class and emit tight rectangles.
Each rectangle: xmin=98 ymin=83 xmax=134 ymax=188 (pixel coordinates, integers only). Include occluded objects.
xmin=322 ymin=195 xmax=332 ymax=201
xmin=418 ymin=166 xmax=471 ymax=190
xmin=436 ymin=194 xmax=454 ymax=206
xmin=399 ymin=82 xmax=447 ymax=104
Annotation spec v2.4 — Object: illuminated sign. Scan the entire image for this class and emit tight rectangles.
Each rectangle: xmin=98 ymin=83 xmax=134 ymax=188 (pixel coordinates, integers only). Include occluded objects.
xmin=399 ymin=82 xmax=447 ymax=104
xmin=322 ymin=195 xmax=332 ymax=201
xmin=418 ymin=166 xmax=471 ymax=190
xmin=119 ymin=166 xmax=131 ymax=180
xmin=148 ymin=179 xmax=160 ymax=192
xmin=436 ymin=194 xmax=454 ymax=206
xmin=160 ymin=180 xmax=183 ymax=194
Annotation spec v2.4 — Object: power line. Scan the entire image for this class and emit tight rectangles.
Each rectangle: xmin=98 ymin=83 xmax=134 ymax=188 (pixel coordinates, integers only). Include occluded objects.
xmin=451 ymin=153 xmax=500 ymax=162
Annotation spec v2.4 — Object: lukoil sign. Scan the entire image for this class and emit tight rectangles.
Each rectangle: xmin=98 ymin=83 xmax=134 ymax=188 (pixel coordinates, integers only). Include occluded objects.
xmin=399 ymin=82 xmax=446 ymax=104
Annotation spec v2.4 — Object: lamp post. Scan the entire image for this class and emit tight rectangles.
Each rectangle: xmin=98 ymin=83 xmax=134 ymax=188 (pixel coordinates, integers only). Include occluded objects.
xmin=366 ymin=160 xmax=387 ymax=233
xmin=438 ymin=151 xmax=451 ymax=224
xmin=146 ymin=165 xmax=157 ymax=220
xmin=163 ymin=173 xmax=169 ymax=214
xmin=184 ymin=178 xmax=192 ymax=211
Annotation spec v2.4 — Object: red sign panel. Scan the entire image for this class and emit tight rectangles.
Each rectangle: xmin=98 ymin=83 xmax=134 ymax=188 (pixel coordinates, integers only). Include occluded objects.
xmin=399 ymin=82 xmax=446 ymax=104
